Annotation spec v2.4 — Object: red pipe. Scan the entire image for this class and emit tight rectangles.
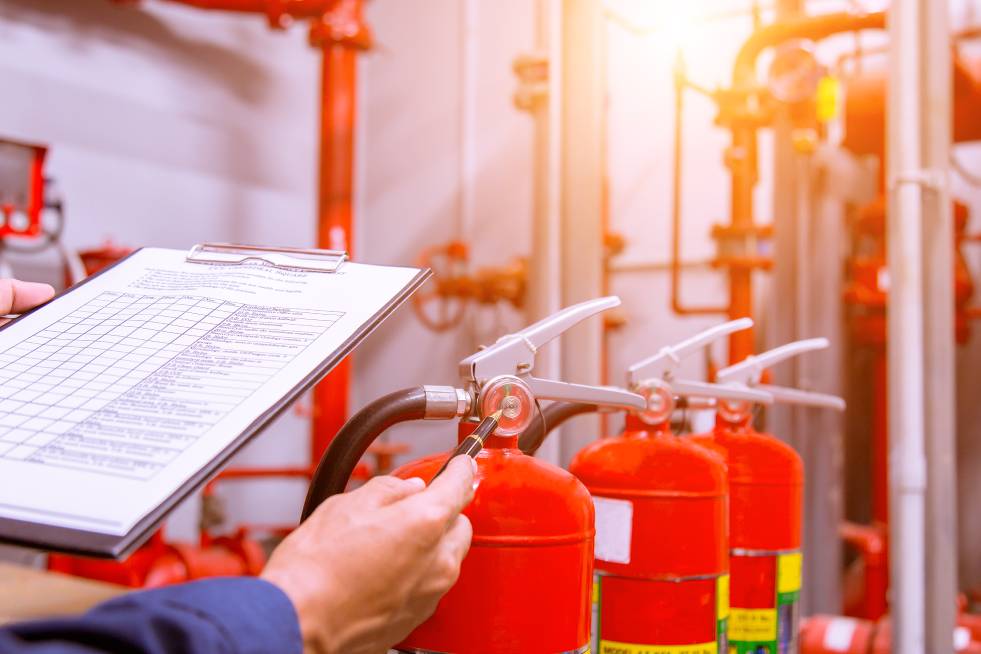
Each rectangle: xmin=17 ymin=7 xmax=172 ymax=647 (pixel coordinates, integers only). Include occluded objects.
xmin=841 ymin=521 xmax=889 ymax=620
xmin=156 ymin=0 xmax=337 ymax=28
xmin=309 ymin=0 xmax=370 ymax=461
xmin=732 ymin=11 xmax=886 ymax=86
xmin=722 ymin=10 xmax=886 ymax=362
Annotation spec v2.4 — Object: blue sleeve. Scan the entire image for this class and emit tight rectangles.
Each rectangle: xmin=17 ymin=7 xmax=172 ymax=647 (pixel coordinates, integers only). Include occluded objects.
xmin=0 ymin=577 xmax=302 ymax=654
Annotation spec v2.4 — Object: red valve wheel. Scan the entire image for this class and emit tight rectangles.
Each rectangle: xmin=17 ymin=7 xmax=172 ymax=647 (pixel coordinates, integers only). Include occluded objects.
xmin=412 ymin=240 xmax=471 ymax=332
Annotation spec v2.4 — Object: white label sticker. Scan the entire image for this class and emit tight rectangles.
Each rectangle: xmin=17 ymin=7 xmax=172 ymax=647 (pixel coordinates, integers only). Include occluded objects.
xmin=823 ymin=617 xmax=858 ymax=652
xmin=592 ymin=496 xmax=633 ymax=564
xmin=877 ymin=266 xmax=891 ymax=292
xmin=955 ymin=626 xmax=970 ymax=651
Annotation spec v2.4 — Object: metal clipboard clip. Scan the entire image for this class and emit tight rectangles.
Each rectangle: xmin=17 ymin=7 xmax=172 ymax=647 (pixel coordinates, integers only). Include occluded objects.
xmin=186 ymin=243 xmax=349 ymax=273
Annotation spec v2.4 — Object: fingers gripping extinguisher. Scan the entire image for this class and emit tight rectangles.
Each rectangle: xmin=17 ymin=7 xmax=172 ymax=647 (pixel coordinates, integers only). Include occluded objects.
xmin=304 ymin=297 xmax=648 ymax=654
xmin=690 ymin=338 xmax=846 ymax=654
xmin=522 ymin=319 xmax=774 ymax=654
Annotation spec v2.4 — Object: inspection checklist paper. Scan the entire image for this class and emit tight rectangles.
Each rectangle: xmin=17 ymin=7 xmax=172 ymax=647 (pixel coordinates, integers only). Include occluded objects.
xmin=0 ymin=247 xmax=427 ymax=556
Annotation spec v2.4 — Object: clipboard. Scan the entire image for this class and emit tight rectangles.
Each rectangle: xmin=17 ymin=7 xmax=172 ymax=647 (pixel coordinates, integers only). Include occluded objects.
xmin=0 ymin=243 xmax=430 ymax=558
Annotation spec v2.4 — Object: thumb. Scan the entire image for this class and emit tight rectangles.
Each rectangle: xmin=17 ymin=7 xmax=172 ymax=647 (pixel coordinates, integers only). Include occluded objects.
xmin=413 ymin=456 xmax=476 ymax=519
xmin=0 ymin=279 xmax=55 ymax=315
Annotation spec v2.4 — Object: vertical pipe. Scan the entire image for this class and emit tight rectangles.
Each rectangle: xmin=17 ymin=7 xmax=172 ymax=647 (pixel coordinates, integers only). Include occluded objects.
xmin=458 ymin=0 xmax=478 ymax=242
xmin=558 ymin=0 xmax=605 ymax=467
xmin=873 ymin=349 xmax=889 ymax=525
xmin=887 ymin=0 xmax=927 ymax=651
xmin=765 ymin=0 xmax=801 ymax=460
xmin=311 ymin=2 xmax=362 ymax=462
xmin=727 ymin=121 xmax=756 ymax=364
xmin=921 ymin=0 xmax=957 ymax=650
xmin=528 ymin=0 xmax=564 ymax=465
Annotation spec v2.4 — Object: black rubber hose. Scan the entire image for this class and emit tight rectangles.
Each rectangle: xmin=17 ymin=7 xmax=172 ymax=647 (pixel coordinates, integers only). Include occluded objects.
xmin=518 ymin=402 xmax=600 ymax=456
xmin=302 ymin=387 xmax=428 ymax=521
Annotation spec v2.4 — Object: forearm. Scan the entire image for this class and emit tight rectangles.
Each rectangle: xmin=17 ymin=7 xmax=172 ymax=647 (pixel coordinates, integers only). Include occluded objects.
xmin=0 ymin=577 xmax=301 ymax=654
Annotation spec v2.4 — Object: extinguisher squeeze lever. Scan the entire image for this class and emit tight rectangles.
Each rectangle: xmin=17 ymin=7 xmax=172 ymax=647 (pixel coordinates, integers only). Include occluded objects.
xmin=625 ymin=318 xmax=771 ymax=407
xmin=459 ymin=296 xmax=647 ymax=412
xmin=517 ymin=318 xmax=771 ymax=455
xmin=716 ymin=338 xmax=846 ymax=411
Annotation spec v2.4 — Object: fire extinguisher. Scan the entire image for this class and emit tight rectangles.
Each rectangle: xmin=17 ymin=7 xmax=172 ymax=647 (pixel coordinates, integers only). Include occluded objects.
xmin=303 ymin=297 xmax=648 ymax=654
xmin=690 ymin=338 xmax=846 ymax=654
xmin=520 ymin=318 xmax=772 ymax=654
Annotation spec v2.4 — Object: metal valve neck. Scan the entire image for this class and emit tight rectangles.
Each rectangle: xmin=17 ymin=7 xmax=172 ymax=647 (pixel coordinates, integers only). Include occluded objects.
xmin=624 ymin=412 xmax=673 ymax=436
xmin=714 ymin=402 xmax=753 ymax=430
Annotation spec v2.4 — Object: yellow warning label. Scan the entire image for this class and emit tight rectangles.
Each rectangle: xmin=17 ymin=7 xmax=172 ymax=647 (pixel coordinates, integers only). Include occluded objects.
xmin=593 ymin=578 xmax=600 ymax=605
xmin=729 ymin=608 xmax=777 ymax=642
xmin=716 ymin=574 xmax=729 ymax=621
xmin=599 ymin=642 xmax=717 ymax=654
xmin=778 ymin=552 xmax=803 ymax=594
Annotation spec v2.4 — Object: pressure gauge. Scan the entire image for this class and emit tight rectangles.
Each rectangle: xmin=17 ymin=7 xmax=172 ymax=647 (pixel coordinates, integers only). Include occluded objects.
xmin=479 ymin=376 xmax=535 ymax=437
xmin=766 ymin=40 xmax=822 ymax=104
xmin=638 ymin=379 xmax=676 ymax=426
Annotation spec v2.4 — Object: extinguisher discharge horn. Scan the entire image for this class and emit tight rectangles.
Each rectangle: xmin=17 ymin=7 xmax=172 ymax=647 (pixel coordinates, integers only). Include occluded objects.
xmin=626 ymin=318 xmax=773 ymax=424
xmin=716 ymin=337 xmax=846 ymax=418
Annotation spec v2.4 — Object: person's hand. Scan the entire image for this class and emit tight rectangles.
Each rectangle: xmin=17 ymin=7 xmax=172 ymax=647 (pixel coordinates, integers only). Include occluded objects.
xmin=262 ymin=455 xmax=476 ymax=654
xmin=0 ymin=279 xmax=55 ymax=326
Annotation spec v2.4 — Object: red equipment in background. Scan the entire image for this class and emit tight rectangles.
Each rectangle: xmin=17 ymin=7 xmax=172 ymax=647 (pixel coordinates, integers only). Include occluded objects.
xmin=0 ymin=139 xmax=46 ymax=239
xmin=839 ymin=49 xmax=981 ymax=621
xmin=801 ymin=609 xmax=981 ymax=654
xmin=411 ymin=240 xmax=527 ymax=332
xmin=690 ymin=340 xmax=845 ymax=654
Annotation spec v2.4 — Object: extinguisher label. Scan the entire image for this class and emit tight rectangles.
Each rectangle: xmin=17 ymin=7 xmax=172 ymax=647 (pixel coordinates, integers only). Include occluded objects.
xmin=592 ymin=497 xmax=633 ymax=564
xmin=729 ymin=608 xmax=777 ymax=642
xmin=729 ymin=551 xmax=801 ymax=654
xmin=777 ymin=553 xmax=802 ymax=595
xmin=592 ymin=572 xmax=726 ymax=654
xmin=597 ymin=642 xmax=717 ymax=654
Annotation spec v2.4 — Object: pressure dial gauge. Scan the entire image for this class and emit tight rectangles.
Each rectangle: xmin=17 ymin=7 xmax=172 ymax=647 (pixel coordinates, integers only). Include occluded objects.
xmin=766 ymin=40 xmax=822 ymax=104
xmin=638 ymin=379 xmax=676 ymax=426
xmin=479 ymin=375 xmax=535 ymax=437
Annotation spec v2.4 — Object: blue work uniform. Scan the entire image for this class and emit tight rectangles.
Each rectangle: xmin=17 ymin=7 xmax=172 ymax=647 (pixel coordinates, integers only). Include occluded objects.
xmin=0 ymin=577 xmax=302 ymax=653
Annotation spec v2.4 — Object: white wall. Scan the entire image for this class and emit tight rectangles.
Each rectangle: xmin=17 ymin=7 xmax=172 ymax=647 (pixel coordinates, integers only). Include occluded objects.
xmin=0 ymin=0 xmax=320 ymax=542
xmin=0 ymin=0 xmax=538 ymax=544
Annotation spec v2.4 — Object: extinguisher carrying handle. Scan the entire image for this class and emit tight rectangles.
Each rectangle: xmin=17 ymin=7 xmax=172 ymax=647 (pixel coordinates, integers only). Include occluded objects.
xmin=671 ymin=379 xmax=773 ymax=405
xmin=626 ymin=317 xmax=753 ymax=388
xmin=715 ymin=337 xmax=845 ymax=411
xmin=302 ymin=386 xmax=470 ymax=521
xmin=716 ymin=337 xmax=830 ymax=386
xmin=517 ymin=401 xmax=602 ymax=456
xmin=459 ymin=296 xmax=646 ymax=412
xmin=752 ymin=383 xmax=846 ymax=411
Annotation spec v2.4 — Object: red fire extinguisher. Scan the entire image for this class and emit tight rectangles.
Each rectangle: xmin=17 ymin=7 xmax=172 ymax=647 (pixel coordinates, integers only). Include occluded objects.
xmin=521 ymin=319 xmax=772 ymax=654
xmin=690 ymin=338 xmax=846 ymax=654
xmin=303 ymin=297 xmax=648 ymax=654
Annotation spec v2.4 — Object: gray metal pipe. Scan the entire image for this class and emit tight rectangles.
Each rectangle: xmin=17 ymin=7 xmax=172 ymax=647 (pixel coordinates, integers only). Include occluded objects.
xmin=887 ymin=0 xmax=928 ymax=650
xmin=921 ymin=0 xmax=958 ymax=650
xmin=527 ymin=0 xmax=564 ymax=466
